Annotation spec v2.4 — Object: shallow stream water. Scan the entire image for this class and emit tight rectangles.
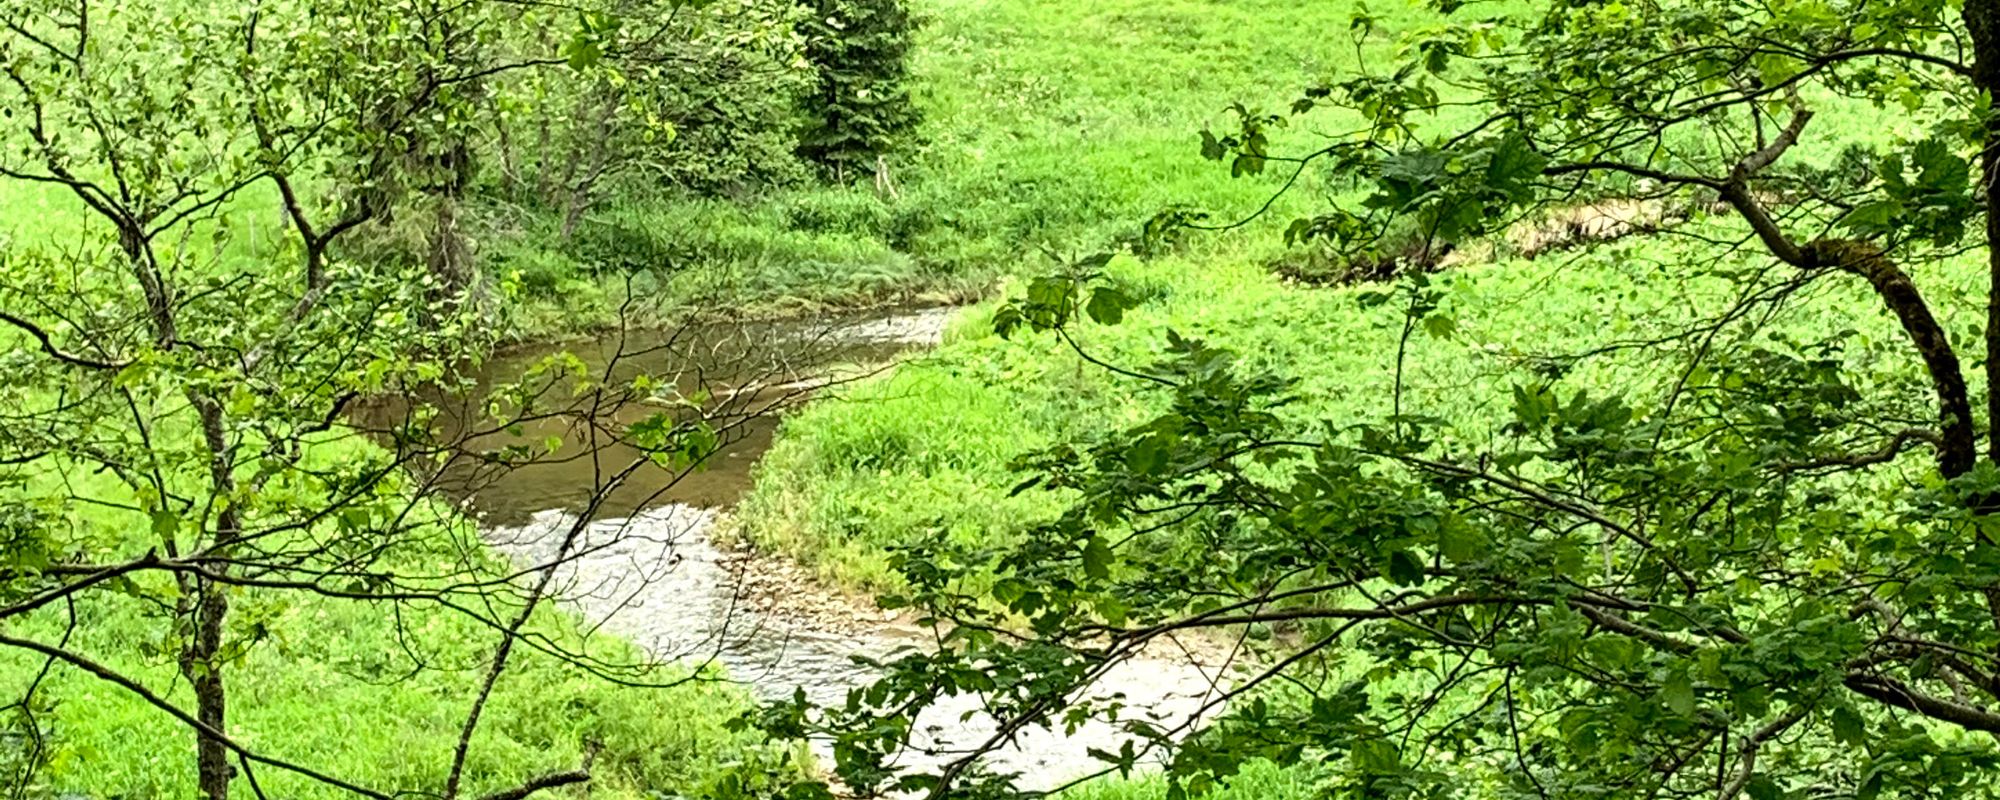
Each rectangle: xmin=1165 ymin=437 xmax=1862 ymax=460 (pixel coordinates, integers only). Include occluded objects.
xmin=399 ymin=307 xmax=1225 ymax=791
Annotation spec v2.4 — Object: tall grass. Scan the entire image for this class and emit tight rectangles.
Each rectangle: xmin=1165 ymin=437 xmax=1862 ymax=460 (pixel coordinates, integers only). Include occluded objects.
xmin=1 ymin=578 xmax=782 ymax=799
xmin=1058 ymin=760 xmax=1321 ymax=800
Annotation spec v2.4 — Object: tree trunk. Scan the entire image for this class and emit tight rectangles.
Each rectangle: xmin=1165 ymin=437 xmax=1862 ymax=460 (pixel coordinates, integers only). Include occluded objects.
xmin=534 ymin=113 xmax=554 ymax=204
xmin=121 ymin=222 xmax=237 ymax=800
xmin=184 ymin=398 xmax=244 ymax=800
xmin=1964 ymin=0 xmax=2000 ymax=661
xmin=184 ymin=580 xmax=232 ymax=800
xmin=1966 ymin=0 xmax=2000 ymax=463
xmin=552 ymin=98 xmax=593 ymax=214
xmin=559 ymin=92 xmax=620 ymax=240
xmin=428 ymin=197 xmax=474 ymax=294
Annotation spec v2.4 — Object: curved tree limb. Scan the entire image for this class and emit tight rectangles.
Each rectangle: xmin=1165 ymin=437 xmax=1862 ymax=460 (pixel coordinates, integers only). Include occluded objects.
xmin=0 ymin=309 xmax=127 ymax=370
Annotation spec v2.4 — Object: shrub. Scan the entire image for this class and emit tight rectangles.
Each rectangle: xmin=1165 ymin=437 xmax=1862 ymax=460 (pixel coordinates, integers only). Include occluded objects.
xmin=485 ymin=0 xmax=812 ymax=211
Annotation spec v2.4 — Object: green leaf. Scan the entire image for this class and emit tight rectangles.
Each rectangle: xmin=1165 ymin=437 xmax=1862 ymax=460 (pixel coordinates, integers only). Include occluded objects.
xmin=1839 ymin=200 xmax=1901 ymax=235
xmin=151 ymin=510 xmax=178 ymax=539
xmin=1385 ymin=549 xmax=1425 ymax=585
xmin=1421 ymin=313 xmax=1457 ymax=340
xmin=1745 ymin=775 xmax=1784 ymax=800
xmin=563 ymin=36 xmax=603 ymax=70
xmin=1095 ymin=596 xmax=1129 ymax=627
xmin=114 ymin=360 xmax=151 ymax=389
xmin=993 ymin=305 xmax=1026 ymax=339
xmin=1660 ymin=670 xmax=1696 ymax=716
xmin=1081 ymin=536 xmax=1113 ymax=581
xmin=1483 ymin=133 xmax=1549 ymax=201
xmin=1832 ymin=705 xmax=1866 ymax=744
xmin=1075 ymin=252 xmax=1117 ymax=273
xmin=1351 ymin=739 xmax=1400 ymax=772
xmin=1438 ymin=520 xmax=1481 ymax=562
xmin=1199 ymin=129 xmax=1226 ymax=161
xmin=1086 ymin=286 xmax=1136 ymax=326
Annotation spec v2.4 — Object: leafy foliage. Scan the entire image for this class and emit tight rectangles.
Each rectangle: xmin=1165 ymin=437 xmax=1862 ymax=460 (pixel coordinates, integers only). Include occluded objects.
xmin=744 ymin=0 xmax=2000 ymax=798
xmin=0 ymin=1 xmax=797 ymax=798
xmin=484 ymin=0 xmax=812 ymax=206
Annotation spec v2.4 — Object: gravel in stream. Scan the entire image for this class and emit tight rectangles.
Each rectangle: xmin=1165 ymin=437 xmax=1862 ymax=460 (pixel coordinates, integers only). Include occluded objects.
xmin=486 ymin=506 xmax=1231 ymax=793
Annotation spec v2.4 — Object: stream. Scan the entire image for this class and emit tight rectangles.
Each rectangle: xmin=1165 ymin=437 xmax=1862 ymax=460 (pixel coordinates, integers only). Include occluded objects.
xmin=404 ymin=308 xmax=1226 ymax=791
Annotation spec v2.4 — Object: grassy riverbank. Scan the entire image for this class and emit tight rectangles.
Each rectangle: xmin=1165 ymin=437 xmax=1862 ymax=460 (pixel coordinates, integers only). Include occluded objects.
xmin=735 ymin=233 xmax=1969 ymax=587
xmin=491 ymin=0 xmax=1911 ymax=337
xmin=725 ymin=0 xmax=1929 ymax=589
xmin=2 ymin=580 xmax=781 ymax=799
xmin=0 ymin=434 xmax=793 ymax=799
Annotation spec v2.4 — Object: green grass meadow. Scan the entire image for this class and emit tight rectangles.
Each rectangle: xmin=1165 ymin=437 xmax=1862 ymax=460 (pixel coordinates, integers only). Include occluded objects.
xmin=493 ymin=0 xmax=1405 ymax=334
xmin=729 ymin=0 xmax=1950 ymax=593
xmin=1 ymin=573 xmax=777 ymax=799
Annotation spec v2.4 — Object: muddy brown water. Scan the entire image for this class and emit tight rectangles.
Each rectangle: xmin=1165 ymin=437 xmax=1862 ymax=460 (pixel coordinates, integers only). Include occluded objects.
xmin=359 ymin=310 xmax=934 ymax=527
xmin=369 ymin=307 xmax=1224 ymax=792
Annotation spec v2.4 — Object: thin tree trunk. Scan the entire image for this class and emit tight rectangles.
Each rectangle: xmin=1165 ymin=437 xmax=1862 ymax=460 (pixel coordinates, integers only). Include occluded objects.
xmin=1953 ymin=12 xmax=2000 ymax=664
xmin=496 ymin=114 xmax=519 ymax=201
xmin=429 ymin=197 xmax=474 ymax=294
xmin=190 ymin=399 xmax=243 ymax=799
xmin=559 ymin=91 xmax=620 ymax=240
xmin=1968 ymin=0 xmax=2000 ymax=464
xmin=119 ymin=224 xmax=236 ymax=800
xmin=552 ymin=97 xmax=594 ymax=214
xmin=534 ymin=113 xmax=554 ymax=204
xmin=185 ymin=540 xmax=233 ymax=800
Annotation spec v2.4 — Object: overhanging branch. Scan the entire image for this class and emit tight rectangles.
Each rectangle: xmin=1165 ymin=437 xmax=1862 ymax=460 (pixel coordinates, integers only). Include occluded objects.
xmin=1845 ymin=672 xmax=2000 ymax=734
xmin=1542 ymin=108 xmax=1977 ymax=478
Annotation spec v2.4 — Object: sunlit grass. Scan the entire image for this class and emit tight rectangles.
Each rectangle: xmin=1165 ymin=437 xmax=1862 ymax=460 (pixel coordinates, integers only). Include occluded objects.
xmin=497 ymin=0 xmax=1436 ymax=334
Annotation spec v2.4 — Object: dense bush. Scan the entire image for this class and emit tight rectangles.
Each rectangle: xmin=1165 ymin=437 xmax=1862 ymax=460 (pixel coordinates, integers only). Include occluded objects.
xmin=483 ymin=0 xmax=812 ymax=215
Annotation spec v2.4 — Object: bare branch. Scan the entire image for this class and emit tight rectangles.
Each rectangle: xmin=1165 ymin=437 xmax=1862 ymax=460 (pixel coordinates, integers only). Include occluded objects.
xmin=1717 ymin=707 xmax=1811 ymax=800
xmin=0 ymin=309 xmax=127 ymax=370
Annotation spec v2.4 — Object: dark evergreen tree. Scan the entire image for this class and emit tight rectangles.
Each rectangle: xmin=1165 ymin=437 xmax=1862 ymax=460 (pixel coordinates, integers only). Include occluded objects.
xmin=796 ymin=0 xmax=921 ymax=179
